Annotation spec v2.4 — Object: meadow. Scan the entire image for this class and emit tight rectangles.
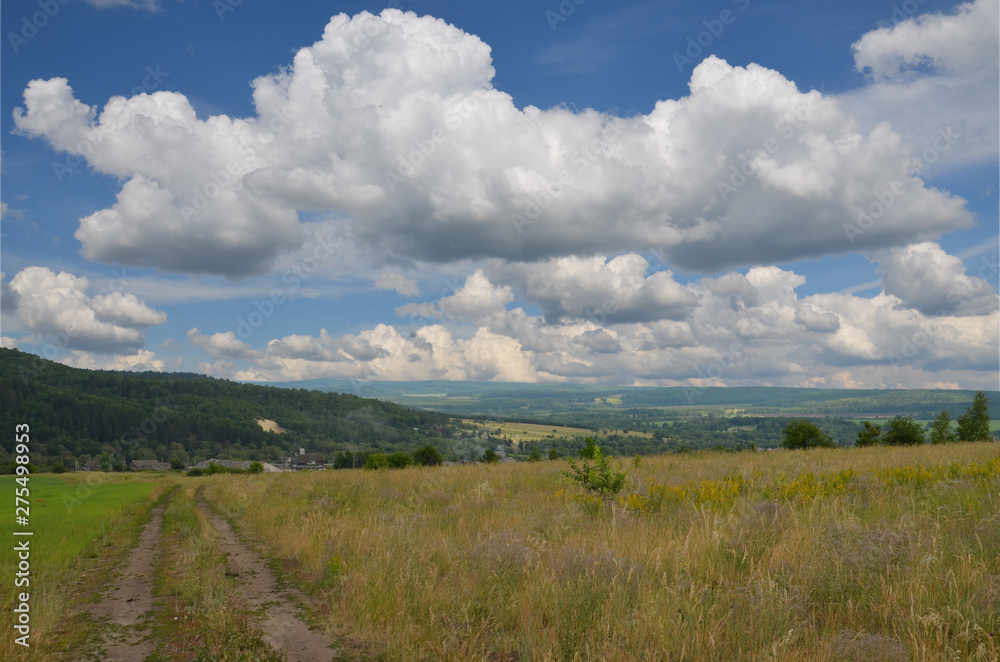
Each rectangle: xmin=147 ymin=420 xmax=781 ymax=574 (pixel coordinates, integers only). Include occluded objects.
xmin=203 ymin=441 xmax=1000 ymax=662
xmin=0 ymin=473 xmax=171 ymax=660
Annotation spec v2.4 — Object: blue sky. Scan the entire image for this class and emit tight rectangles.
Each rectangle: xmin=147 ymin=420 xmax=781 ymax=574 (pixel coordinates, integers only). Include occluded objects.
xmin=1 ymin=0 xmax=997 ymax=389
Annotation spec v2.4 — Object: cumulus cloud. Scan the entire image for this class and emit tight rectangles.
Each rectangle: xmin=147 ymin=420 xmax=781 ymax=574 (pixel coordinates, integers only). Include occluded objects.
xmin=492 ymin=254 xmax=697 ymax=324
xmin=1 ymin=337 xmax=19 ymax=349
xmin=59 ymin=349 xmax=166 ymax=371
xmin=374 ymin=272 xmax=420 ymax=296
xmin=841 ymin=0 xmax=999 ymax=170
xmin=852 ymin=0 xmax=998 ymax=79
xmin=873 ymin=242 xmax=998 ymax=316
xmin=183 ymin=260 xmax=997 ymax=389
xmin=13 ymin=10 xmax=975 ymax=277
xmin=187 ymin=327 xmax=262 ymax=359
xmin=8 ymin=266 xmax=166 ymax=353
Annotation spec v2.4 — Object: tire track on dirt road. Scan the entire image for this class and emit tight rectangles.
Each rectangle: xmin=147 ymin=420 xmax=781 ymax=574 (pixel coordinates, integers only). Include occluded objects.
xmin=197 ymin=495 xmax=344 ymax=662
xmin=77 ymin=490 xmax=174 ymax=662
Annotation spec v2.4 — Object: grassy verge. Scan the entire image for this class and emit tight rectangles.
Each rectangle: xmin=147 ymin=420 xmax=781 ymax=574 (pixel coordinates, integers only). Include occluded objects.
xmin=205 ymin=442 xmax=1000 ymax=661
xmin=0 ymin=473 xmax=171 ymax=660
xmin=148 ymin=483 xmax=285 ymax=662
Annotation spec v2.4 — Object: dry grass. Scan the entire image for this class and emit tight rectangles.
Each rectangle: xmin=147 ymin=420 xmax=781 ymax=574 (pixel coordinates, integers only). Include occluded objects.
xmin=204 ymin=442 xmax=1000 ymax=661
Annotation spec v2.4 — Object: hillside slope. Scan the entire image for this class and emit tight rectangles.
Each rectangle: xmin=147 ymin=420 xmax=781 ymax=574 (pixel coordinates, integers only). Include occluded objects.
xmin=0 ymin=348 xmax=455 ymax=469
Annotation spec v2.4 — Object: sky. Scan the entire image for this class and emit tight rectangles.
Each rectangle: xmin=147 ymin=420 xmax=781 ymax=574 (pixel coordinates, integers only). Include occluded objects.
xmin=1 ymin=0 xmax=998 ymax=390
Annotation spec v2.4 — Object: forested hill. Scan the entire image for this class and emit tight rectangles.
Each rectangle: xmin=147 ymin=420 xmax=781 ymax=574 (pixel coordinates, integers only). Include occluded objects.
xmin=0 ymin=348 xmax=455 ymax=470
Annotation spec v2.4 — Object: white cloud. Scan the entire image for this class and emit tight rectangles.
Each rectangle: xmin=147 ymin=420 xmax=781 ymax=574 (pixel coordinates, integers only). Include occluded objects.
xmin=1 ymin=201 xmax=25 ymax=220
xmin=195 ymin=262 xmax=998 ymax=389
xmin=187 ymin=327 xmax=262 ymax=359
xmin=841 ymin=0 xmax=999 ymax=171
xmin=1 ymin=337 xmax=19 ymax=349
xmin=13 ymin=10 xmax=976 ymax=277
xmin=59 ymin=349 xmax=166 ymax=371
xmin=83 ymin=0 xmax=160 ymax=10
xmin=8 ymin=266 xmax=166 ymax=353
xmin=852 ymin=0 xmax=998 ymax=79
xmin=873 ymin=241 xmax=998 ymax=316
xmin=375 ymin=272 xmax=420 ymax=296
xmin=492 ymin=254 xmax=697 ymax=324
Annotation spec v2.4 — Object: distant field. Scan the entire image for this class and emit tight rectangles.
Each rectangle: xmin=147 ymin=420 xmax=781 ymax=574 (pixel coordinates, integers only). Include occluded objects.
xmin=205 ymin=441 xmax=1000 ymax=661
xmin=467 ymin=419 xmax=592 ymax=444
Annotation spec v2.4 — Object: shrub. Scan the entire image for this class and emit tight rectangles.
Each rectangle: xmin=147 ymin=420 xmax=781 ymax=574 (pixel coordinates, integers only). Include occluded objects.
xmin=187 ymin=467 xmax=204 ymax=477
xmin=548 ymin=448 xmax=560 ymax=461
xmin=412 ymin=445 xmax=443 ymax=466
xmin=781 ymin=420 xmax=836 ymax=449
xmin=528 ymin=447 xmax=542 ymax=462
xmin=364 ymin=453 xmax=388 ymax=470
xmin=482 ymin=449 xmax=500 ymax=464
xmin=882 ymin=416 xmax=925 ymax=446
xmin=386 ymin=452 xmax=414 ymax=469
xmin=51 ymin=462 xmax=65 ymax=474
xmin=855 ymin=421 xmax=882 ymax=447
xmin=579 ymin=437 xmax=598 ymax=459
xmin=247 ymin=461 xmax=264 ymax=474
xmin=929 ymin=411 xmax=956 ymax=444
xmin=564 ymin=445 xmax=627 ymax=497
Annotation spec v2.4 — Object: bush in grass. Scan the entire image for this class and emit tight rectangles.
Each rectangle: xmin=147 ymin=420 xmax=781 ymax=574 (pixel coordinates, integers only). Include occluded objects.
xmin=413 ymin=445 xmax=443 ymax=466
xmin=386 ymin=451 xmax=414 ymax=468
xmin=548 ymin=448 xmax=560 ymax=460
xmin=929 ymin=411 xmax=956 ymax=444
xmin=781 ymin=420 xmax=836 ymax=449
xmin=882 ymin=416 xmax=925 ymax=446
xmin=528 ymin=447 xmax=543 ymax=462
xmin=856 ymin=421 xmax=882 ymax=447
xmin=564 ymin=441 xmax=627 ymax=497
xmin=247 ymin=461 xmax=264 ymax=474
xmin=364 ymin=453 xmax=388 ymax=470
xmin=187 ymin=467 xmax=204 ymax=477
xmin=482 ymin=449 xmax=500 ymax=463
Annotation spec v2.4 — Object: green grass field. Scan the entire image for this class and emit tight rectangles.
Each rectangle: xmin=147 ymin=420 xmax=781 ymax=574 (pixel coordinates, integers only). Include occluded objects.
xmin=0 ymin=473 xmax=168 ymax=660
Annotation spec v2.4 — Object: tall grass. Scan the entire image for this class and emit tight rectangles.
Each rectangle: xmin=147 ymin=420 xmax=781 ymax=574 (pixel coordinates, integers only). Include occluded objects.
xmin=150 ymin=484 xmax=285 ymax=661
xmin=205 ymin=442 xmax=1000 ymax=661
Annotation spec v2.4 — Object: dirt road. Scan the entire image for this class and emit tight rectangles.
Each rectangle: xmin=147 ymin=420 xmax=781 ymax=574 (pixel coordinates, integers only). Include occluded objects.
xmin=198 ymin=498 xmax=344 ymax=661
xmin=78 ymin=495 xmax=170 ymax=662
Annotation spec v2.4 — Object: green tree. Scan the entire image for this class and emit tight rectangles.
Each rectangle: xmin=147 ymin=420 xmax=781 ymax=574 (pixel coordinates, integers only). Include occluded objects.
xmin=386 ymin=452 xmax=414 ymax=468
xmin=247 ymin=461 xmax=264 ymax=474
xmin=855 ymin=421 xmax=882 ymax=447
xmin=780 ymin=420 xmax=835 ymax=449
xmin=929 ymin=410 xmax=955 ymax=444
xmin=412 ymin=445 xmax=443 ymax=466
xmin=528 ymin=447 xmax=543 ymax=462
xmin=956 ymin=391 xmax=991 ymax=441
xmin=579 ymin=437 xmax=598 ymax=459
xmin=882 ymin=416 xmax=924 ymax=446
xmin=169 ymin=455 xmax=186 ymax=471
xmin=482 ymin=449 xmax=500 ymax=463
xmin=548 ymin=448 xmax=560 ymax=461
xmin=364 ymin=453 xmax=388 ymax=470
